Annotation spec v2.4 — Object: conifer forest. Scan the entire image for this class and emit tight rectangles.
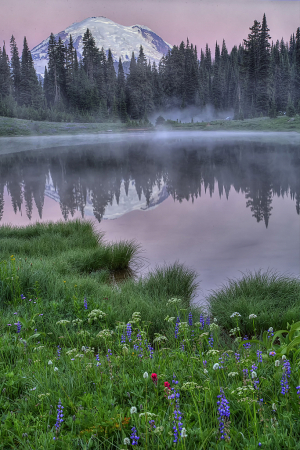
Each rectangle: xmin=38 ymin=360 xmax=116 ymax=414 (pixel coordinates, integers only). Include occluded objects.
xmin=0 ymin=14 xmax=299 ymax=123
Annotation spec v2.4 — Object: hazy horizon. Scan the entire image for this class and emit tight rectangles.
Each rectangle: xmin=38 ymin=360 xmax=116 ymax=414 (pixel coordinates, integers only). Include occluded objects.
xmin=0 ymin=0 xmax=299 ymax=58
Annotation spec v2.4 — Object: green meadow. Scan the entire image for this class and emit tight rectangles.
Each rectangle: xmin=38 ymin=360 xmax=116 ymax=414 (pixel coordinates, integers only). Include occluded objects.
xmin=1 ymin=221 xmax=300 ymax=449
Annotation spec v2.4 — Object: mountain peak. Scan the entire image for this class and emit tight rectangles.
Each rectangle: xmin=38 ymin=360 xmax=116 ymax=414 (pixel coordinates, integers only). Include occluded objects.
xmin=31 ymin=17 xmax=172 ymax=77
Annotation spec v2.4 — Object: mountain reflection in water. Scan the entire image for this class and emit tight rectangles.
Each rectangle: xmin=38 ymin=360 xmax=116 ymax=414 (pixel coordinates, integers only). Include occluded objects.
xmin=0 ymin=139 xmax=299 ymax=227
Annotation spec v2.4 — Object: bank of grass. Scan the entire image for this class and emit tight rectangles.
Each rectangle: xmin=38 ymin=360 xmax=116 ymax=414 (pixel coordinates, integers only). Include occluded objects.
xmin=2 ymin=222 xmax=300 ymax=448
xmin=207 ymin=271 xmax=300 ymax=336
xmin=1 ymin=114 xmax=300 ymax=137
xmin=163 ymin=115 xmax=300 ymax=133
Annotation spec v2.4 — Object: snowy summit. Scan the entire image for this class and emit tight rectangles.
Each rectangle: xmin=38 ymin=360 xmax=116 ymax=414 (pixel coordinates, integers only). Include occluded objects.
xmin=31 ymin=16 xmax=172 ymax=77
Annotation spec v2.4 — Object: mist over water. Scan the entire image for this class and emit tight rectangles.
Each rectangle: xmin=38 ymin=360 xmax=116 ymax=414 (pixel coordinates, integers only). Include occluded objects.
xmin=0 ymin=132 xmax=299 ymax=302
xmin=149 ymin=105 xmax=235 ymax=123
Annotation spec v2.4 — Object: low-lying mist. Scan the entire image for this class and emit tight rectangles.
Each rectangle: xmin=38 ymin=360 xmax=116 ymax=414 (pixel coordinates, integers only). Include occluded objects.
xmin=149 ymin=104 xmax=234 ymax=124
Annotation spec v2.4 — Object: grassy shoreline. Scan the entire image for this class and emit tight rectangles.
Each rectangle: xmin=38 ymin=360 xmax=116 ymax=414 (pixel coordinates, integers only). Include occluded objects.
xmin=0 ymin=115 xmax=299 ymax=137
xmin=1 ymin=221 xmax=300 ymax=449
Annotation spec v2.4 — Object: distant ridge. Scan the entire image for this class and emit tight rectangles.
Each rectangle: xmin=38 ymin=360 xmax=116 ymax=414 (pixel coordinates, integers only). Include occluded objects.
xmin=31 ymin=16 xmax=172 ymax=77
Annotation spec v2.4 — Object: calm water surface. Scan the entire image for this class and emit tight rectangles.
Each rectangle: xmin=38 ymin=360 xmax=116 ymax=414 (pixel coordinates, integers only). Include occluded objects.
xmin=0 ymin=131 xmax=299 ymax=302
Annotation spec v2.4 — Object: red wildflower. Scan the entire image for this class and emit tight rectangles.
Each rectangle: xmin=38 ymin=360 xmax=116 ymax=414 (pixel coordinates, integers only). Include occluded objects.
xmin=151 ymin=373 xmax=158 ymax=385
xmin=164 ymin=381 xmax=171 ymax=390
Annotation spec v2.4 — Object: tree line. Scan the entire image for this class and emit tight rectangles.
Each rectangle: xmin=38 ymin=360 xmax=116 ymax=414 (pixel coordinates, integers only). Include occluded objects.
xmin=0 ymin=13 xmax=299 ymax=122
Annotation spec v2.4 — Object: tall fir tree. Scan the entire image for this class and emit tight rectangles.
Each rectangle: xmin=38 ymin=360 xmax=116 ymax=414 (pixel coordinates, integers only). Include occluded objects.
xmin=10 ymin=35 xmax=21 ymax=103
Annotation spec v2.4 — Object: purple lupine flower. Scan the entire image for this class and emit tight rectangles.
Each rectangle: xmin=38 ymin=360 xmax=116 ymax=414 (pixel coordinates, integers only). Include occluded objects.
xmin=175 ymin=316 xmax=180 ymax=339
xmin=257 ymin=350 xmax=263 ymax=363
xmin=296 ymin=385 xmax=300 ymax=400
xmin=121 ymin=334 xmax=126 ymax=344
xmin=243 ymin=336 xmax=251 ymax=349
xmin=126 ymin=323 xmax=132 ymax=342
xmin=106 ymin=349 xmax=112 ymax=362
xmin=149 ymin=419 xmax=156 ymax=429
xmin=242 ymin=368 xmax=249 ymax=379
xmin=218 ymin=356 xmax=224 ymax=369
xmin=199 ymin=314 xmax=205 ymax=329
xmin=181 ymin=342 xmax=185 ymax=352
xmin=95 ymin=354 xmax=101 ymax=367
xmin=57 ymin=345 xmax=61 ymax=360
xmin=209 ymin=333 xmax=214 ymax=348
xmin=203 ymin=360 xmax=207 ymax=367
xmin=15 ymin=321 xmax=21 ymax=333
xmin=21 ymin=294 xmax=26 ymax=300
xmin=55 ymin=399 xmax=64 ymax=432
xmin=251 ymin=363 xmax=259 ymax=389
xmin=217 ymin=388 xmax=230 ymax=441
xmin=281 ymin=359 xmax=291 ymax=395
xmin=130 ymin=427 xmax=140 ymax=445
xmin=148 ymin=343 xmax=154 ymax=359
xmin=206 ymin=316 xmax=211 ymax=326
xmin=235 ymin=352 xmax=240 ymax=363
xmin=188 ymin=312 xmax=193 ymax=326
xmin=83 ymin=297 xmax=88 ymax=310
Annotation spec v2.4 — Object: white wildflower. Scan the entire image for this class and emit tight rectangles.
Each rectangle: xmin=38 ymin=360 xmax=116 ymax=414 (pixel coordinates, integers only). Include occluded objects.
xmin=132 ymin=312 xmax=141 ymax=322
xmin=153 ymin=333 xmax=168 ymax=343
xmin=130 ymin=406 xmax=137 ymax=414
xmin=181 ymin=428 xmax=188 ymax=438
xmin=214 ymin=318 xmax=218 ymax=323
xmin=139 ymin=412 xmax=157 ymax=418
xmin=275 ymin=360 xmax=280 ymax=367
xmin=30 ymin=387 xmax=36 ymax=391
xmin=249 ymin=314 xmax=257 ymax=319
xmin=96 ymin=329 xmax=113 ymax=339
xmin=181 ymin=382 xmax=200 ymax=391
xmin=87 ymin=309 xmax=106 ymax=323
xmin=166 ymin=297 xmax=181 ymax=306
xmin=207 ymin=349 xmax=219 ymax=356
xmin=48 ymin=360 xmax=53 ymax=365
xmin=54 ymin=367 xmax=58 ymax=372
xmin=124 ymin=437 xmax=130 ymax=445
xmin=228 ymin=372 xmax=239 ymax=377
xmin=229 ymin=327 xmax=240 ymax=336
xmin=203 ymin=369 xmax=208 ymax=374
xmin=251 ymin=371 xmax=257 ymax=379
xmin=282 ymin=355 xmax=287 ymax=360
xmin=143 ymin=372 xmax=148 ymax=379
xmin=66 ymin=348 xmax=77 ymax=355
xmin=235 ymin=337 xmax=242 ymax=343
xmin=164 ymin=315 xmax=175 ymax=322
xmin=209 ymin=323 xmax=219 ymax=331
xmin=213 ymin=363 xmax=220 ymax=370
xmin=268 ymin=327 xmax=273 ymax=332
xmin=230 ymin=312 xmax=241 ymax=318
xmin=272 ymin=403 xmax=277 ymax=411
xmin=56 ymin=320 xmax=70 ymax=325
xmin=72 ymin=318 xmax=82 ymax=326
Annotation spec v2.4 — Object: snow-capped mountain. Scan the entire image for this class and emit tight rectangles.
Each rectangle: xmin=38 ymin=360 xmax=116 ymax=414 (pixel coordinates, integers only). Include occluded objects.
xmin=31 ymin=16 xmax=172 ymax=77
xmin=44 ymin=179 xmax=169 ymax=220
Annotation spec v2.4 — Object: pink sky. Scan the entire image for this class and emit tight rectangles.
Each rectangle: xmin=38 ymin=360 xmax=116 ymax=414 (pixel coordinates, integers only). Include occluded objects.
xmin=1 ymin=0 xmax=299 ymax=57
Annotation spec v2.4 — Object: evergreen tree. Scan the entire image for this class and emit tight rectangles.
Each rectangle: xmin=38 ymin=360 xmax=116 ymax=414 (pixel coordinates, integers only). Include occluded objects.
xmin=106 ymin=48 xmax=116 ymax=113
xmin=19 ymin=37 xmax=42 ymax=108
xmin=10 ymin=35 xmax=21 ymax=103
xmin=116 ymin=57 xmax=128 ymax=122
xmin=294 ymin=27 xmax=300 ymax=112
xmin=82 ymin=28 xmax=98 ymax=82
xmin=0 ymin=43 xmax=11 ymax=99
xmin=256 ymin=13 xmax=271 ymax=115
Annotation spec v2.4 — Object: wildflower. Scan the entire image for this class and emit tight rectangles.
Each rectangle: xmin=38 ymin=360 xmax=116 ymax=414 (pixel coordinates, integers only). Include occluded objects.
xmin=151 ymin=373 xmax=158 ymax=385
xmin=166 ymin=297 xmax=181 ymax=305
xmin=199 ymin=314 xmax=205 ymax=329
xmin=272 ymin=403 xmax=277 ymax=411
xmin=132 ymin=312 xmax=141 ymax=323
xmin=249 ymin=314 xmax=257 ymax=319
xmin=164 ymin=315 xmax=175 ymax=322
xmin=267 ymin=327 xmax=274 ymax=339
xmin=130 ymin=406 xmax=137 ymax=414
xmin=72 ymin=318 xmax=83 ymax=326
xmin=130 ymin=427 xmax=140 ymax=445
xmin=175 ymin=316 xmax=180 ymax=339
xmin=228 ymin=372 xmax=238 ymax=377
xmin=16 ymin=321 xmax=21 ymax=333
xmin=96 ymin=354 xmax=101 ymax=367
xmin=251 ymin=371 xmax=257 ymax=379
xmin=257 ymin=350 xmax=263 ymax=363
xmin=296 ymin=386 xmax=300 ymax=399
xmin=235 ymin=353 xmax=241 ymax=363
xmin=181 ymin=428 xmax=188 ymax=438
xmin=188 ymin=312 xmax=193 ymax=326
xmin=164 ymin=381 xmax=171 ymax=391
xmin=204 ymin=369 xmax=208 ymax=374
xmin=54 ymin=367 xmax=58 ymax=372
xmin=148 ymin=344 xmax=154 ymax=359
xmin=55 ymin=399 xmax=64 ymax=432
xmin=149 ymin=419 xmax=156 ymax=429
xmin=275 ymin=360 xmax=280 ymax=367
xmin=124 ymin=437 xmax=130 ymax=445
xmin=230 ymin=312 xmax=241 ymax=318
xmin=217 ymin=388 xmax=230 ymax=440
xmin=153 ymin=333 xmax=168 ymax=343
xmin=57 ymin=345 xmax=61 ymax=360
xmin=56 ymin=320 xmax=70 ymax=325
xmin=7 ymin=324 xmax=12 ymax=326
xmin=84 ymin=297 xmax=88 ymax=310
xmin=269 ymin=351 xmax=276 ymax=356
xmin=281 ymin=359 xmax=291 ymax=395
xmin=282 ymin=355 xmax=287 ymax=360
xmin=208 ymin=333 xmax=214 ymax=348
xmin=87 ymin=309 xmax=106 ymax=323
xmin=209 ymin=323 xmax=219 ymax=331
xmin=243 ymin=336 xmax=251 ymax=349
xmin=213 ymin=363 xmax=220 ymax=370
xmin=143 ymin=372 xmax=148 ymax=379
xmin=48 ymin=360 xmax=53 ymax=365
xmin=126 ymin=322 xmax=132 ymax=342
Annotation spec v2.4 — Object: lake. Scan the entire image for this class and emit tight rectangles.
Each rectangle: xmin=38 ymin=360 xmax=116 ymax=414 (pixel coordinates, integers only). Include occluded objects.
xmin=0 ymin=131 xmax=299 ymax=302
